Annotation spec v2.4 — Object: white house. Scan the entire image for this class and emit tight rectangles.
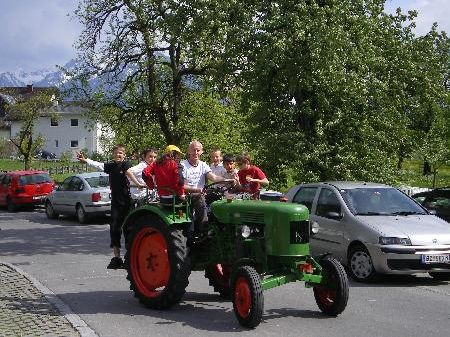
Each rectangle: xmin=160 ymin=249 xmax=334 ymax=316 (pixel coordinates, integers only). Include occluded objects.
xmin=9 ymin=104 xmax=113 ymax=159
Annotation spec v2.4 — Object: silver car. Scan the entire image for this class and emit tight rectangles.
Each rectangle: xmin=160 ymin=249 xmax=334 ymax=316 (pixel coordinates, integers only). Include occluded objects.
xmin=45 ymin=172 xmax=111 ymax=223
xmin=285 ymin=181 xmax=450 ymax=282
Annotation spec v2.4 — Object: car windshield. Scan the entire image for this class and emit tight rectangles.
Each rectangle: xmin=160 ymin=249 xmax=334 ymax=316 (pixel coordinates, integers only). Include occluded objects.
xmin=85 ymin=175 xmax=109 ymax=188
xmin=339 ymin=187 xmax=427 ymax=216
xmin=18 ymin=173 xmax=52 ymax=185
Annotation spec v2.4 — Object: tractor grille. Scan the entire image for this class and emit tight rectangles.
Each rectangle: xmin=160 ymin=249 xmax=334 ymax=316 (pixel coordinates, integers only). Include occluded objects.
xmin=240 ymin=212 xmax=265 ymax=223
xmin=290 ymin=220 xmax=309 ymax=244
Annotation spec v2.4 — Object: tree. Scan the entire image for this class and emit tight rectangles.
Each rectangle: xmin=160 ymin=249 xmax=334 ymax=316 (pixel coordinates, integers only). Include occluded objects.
xmin=7 ymin=91 xmax=56 ymax=169
xmin=69 ymin=0 xmax=245 ymax=146
xmin=220 ymin=0 xmax=450 ymax=189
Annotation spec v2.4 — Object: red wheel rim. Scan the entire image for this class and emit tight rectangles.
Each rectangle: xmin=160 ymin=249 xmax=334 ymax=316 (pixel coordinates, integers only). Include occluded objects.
xmin=315 ymin=286 xmax=336 ymax=308
xmin=130 ymin=226 xmax=170 ymax=298
xmin=234 ymin=276 xmax=252 ymax=318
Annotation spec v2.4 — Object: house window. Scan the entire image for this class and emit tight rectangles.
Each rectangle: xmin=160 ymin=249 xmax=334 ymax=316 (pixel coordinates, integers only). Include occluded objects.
xmin=70 ymin=140 xmax=79 ymax=148
xmin=55 ymin=140 xmax=59 ymax=148
xmin=50 ymin=118 xmax=58 ymax=126
xmin=71 ymin=119 xmax=79 ymax=126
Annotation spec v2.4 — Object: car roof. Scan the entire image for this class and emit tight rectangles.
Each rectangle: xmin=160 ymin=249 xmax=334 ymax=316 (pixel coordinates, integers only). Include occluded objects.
xmin=6 ymin=170 xmax=49 ymax=176
xmin=295 ymin=181 xmax=390 ymax=189
xmin=412 ymin=188 xmax=450 ymax=198
xmin=74 ymin=172 xmax=109 ymax=179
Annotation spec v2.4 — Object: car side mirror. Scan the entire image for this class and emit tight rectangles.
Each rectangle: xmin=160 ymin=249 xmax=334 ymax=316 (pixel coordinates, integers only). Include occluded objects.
xmin=326 ymin=211 xmax=343 ymax=220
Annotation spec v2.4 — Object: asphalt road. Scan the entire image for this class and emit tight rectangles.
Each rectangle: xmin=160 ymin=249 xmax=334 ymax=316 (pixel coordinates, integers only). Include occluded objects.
xmin=1 ymin=208 xmax=450 ymax=337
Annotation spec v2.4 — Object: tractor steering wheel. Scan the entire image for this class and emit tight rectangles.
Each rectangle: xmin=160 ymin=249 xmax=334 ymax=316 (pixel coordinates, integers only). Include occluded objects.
xmin=203 ymin=180 xmax=236 ymax=205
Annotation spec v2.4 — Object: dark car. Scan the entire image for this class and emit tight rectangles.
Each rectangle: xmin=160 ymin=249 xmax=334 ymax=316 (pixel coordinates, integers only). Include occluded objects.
xmin=0 ymin=170 xmax=55 ymax=211
xmin=412 ymin=188 xmax=450 ymax=223
xmin=35 ymin=150 xmax=57 ymax=159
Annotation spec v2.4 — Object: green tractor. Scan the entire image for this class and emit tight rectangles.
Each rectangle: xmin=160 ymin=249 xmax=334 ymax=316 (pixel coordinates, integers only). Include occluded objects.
xmin=122 ymin=183 xmax=349 ymax=328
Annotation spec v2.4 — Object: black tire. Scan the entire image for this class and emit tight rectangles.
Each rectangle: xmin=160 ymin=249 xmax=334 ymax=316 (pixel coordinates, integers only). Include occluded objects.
xmin=7 ymin=197 xmax=17 ymax=212
xmin=45 ymin=201 xmax=58 ymax=219
xmin=231 ymin=266 xmax=264 ymax=329
xmin=348 ymin=245 xmax=378 ymax=282
xmin=124 ymin=214 xmax=191 ymax=309
xmin=205 ymin=263 xmax=232 ymax=298
xmin=313 ymin=256 xmax=349 ymax=316
xmin=76 ymin=204 xmax=88 ymax=224
xmin=429 ymin=272 xmax=450 ymax=281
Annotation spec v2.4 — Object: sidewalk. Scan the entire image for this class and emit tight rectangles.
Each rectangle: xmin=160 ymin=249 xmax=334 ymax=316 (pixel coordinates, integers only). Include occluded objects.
xmin=0 ymin=262 xmax=97 ymax=337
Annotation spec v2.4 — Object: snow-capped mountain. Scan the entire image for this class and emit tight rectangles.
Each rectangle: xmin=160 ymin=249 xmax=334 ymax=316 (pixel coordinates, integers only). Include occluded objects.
xmin=0 ymin=60 xmax=78 ymax=88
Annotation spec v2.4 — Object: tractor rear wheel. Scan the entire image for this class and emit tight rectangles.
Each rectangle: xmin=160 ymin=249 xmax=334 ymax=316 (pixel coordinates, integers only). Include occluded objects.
xmin=231 ymin=266 xmax=264 ymax=328
xmin=205 ymin=263 xmax=232 ymax=298
xmin=313 ymin=256 xmax=349 ymax=316
xmin=124 ymin=214 xmax=190 ymax=309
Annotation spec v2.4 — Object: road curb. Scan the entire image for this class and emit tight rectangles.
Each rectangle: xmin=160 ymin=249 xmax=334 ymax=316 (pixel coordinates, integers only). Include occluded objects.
xmin=2 ymin=262 xmax=99 ymax=337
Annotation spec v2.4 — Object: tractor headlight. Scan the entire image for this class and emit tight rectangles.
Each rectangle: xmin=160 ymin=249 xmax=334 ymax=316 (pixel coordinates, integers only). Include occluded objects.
xmin=378 ymin=237 xmax=411 ymax=245
xmin=240 ymin=225 xmax=251 ymax=238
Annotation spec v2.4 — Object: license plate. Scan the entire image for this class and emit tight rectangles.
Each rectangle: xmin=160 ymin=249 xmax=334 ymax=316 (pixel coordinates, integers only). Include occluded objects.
xmin=33 ymin=195 xmax=44 ymax=200
xmin=421 ymin=254 xmax=450 ymax=264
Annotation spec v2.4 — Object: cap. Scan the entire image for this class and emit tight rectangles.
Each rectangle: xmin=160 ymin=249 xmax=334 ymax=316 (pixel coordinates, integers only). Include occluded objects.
xmin=164 ymin=145 xmax=183 ymax=154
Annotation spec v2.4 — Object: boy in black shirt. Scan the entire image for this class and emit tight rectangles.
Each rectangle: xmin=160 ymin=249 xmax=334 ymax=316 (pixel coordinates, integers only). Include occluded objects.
xmin=77 ymin=144 xmax=145 ymax=269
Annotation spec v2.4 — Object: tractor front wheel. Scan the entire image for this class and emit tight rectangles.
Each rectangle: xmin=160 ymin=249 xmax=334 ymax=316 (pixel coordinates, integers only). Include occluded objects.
xmin=124 ymin=214 xmax=191 ymax=309
xmin=231 ymin=266 xmax=264 ymax=328
xmin=313 ymin=256 xmax=349 ymax=316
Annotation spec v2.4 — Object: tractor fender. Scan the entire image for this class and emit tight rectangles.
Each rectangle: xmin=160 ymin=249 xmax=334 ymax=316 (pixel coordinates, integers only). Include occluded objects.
xmin=122 ymin=204 xmax=190 ymax=238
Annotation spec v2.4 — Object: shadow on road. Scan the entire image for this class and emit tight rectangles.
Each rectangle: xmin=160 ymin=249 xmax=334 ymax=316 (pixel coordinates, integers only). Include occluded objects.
xmin=0 ymin=210 xmax=111 ymax=256
xmin=56 ymin=289 xmax=335 ymax=332
xmin=348 ymin=274 xmax=448 ymax=287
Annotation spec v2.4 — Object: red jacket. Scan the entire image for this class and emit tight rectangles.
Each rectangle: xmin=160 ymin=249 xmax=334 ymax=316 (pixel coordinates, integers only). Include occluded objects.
xmin=142 ymin=157 xmax=184 ymax=197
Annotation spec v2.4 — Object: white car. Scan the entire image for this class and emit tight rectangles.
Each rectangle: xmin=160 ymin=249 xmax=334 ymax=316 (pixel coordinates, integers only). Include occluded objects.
xmin=285 ymin=181 xmax=450 ymax=282
xmin=45 ymin=172 xmax=111 ymax=223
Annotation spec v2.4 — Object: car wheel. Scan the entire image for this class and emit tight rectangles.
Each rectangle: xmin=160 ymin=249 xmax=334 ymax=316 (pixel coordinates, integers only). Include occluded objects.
xmin=429 ymin=272 xmax=450 ymax=281
xmin=45 ymin=201 xmax=59 ymax=219
xmin=348 ymin=245 xmax=378 ymax=282
xmin=76 ymin=204 xmax=88 ymax=224
xmin=7 ymin=197 xmax=17 ymax=212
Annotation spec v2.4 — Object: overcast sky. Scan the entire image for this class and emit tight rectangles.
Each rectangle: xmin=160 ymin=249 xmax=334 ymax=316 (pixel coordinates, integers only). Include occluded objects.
xmin=0 ymin=0 xmax=449 ymax=73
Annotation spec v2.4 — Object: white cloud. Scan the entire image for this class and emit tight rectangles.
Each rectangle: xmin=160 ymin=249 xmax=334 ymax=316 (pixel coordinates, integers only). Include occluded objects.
xmin=0 ymin=0 xmax=81 ymax=72
xmin=385 ymin=0 xmax=450 ymax=35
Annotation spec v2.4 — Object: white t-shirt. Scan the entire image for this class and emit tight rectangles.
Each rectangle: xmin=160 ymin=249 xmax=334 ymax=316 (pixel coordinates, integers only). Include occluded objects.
xmin=128 ymin=161 xmax=148 ymax=199
xmin=210 ymin=163 xmax=226 ymax=176
xmin=181 ymin=159 xmax=211 ymax=189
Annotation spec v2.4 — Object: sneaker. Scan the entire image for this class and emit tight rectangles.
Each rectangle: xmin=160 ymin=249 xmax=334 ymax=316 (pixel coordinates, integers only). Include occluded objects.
xmin=107 ymin=257 xmax=124 ymax=269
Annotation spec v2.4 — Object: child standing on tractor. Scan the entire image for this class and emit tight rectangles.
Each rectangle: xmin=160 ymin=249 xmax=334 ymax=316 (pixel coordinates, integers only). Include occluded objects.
xmin=235 ymin=152 xmax=269 ymax=199
xmin=128 ymin=148 xmax=158 ymax=204
xmin=142 ymin=145 xmax=185 ymax=203
xmin=77 ymin=145 xmax=146 ymax=269
xmin=209 ymin=147 xmax=226 ymax=176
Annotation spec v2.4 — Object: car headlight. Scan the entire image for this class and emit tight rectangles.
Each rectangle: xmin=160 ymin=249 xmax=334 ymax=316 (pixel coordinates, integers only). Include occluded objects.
xmin=378 ymin=237 xmax=411 ymax=245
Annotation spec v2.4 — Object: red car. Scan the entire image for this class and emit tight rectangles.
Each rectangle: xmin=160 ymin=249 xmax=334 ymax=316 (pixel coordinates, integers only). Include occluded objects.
xmin=0 ymin=170 xmax=55 ymax=211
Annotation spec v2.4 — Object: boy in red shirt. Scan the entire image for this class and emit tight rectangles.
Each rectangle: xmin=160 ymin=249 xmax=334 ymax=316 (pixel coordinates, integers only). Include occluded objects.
xmin=142 ymin=145 xmax=185 ymax=203
xmin=236 ymin=153 xmax=269 ymax=199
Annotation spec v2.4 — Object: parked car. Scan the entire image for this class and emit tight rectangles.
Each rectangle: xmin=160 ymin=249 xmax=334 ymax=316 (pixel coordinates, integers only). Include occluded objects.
xmin=0 ymin=170 xmax=55 ymax=211
xmin=285 ymin=181 xmax=450 ymax=282
xmin=412 ymin=188 xmax=450 ymax=223
xmin=35 ymin=150 xmax=57 ymax=160
xmin=45 ymin=172 xmax=111 ymax=223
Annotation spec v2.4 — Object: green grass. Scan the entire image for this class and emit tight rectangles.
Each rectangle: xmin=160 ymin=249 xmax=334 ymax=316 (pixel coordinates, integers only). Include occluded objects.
xmin=398 ymin=160 xmax=450 ymax=189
